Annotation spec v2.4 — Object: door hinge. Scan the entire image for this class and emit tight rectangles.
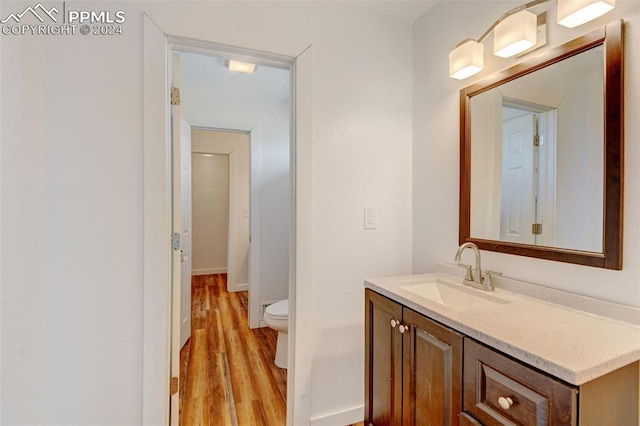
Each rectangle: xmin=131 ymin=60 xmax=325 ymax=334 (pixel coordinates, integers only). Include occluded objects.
xmin=533 ymin=134 xmax=540 ymax=147
xmin=171 ymin=233 xmax=181 ymax=251
xmin=532 ymin=223 xmax=543 ymax=235
xmin=170 ymin=376 xmax=179 ymax=395
xmin=170 ymin=86 xmax=181 ymax=106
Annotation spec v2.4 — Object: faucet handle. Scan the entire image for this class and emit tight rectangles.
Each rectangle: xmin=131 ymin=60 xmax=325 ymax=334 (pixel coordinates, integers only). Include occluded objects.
xmin=457 ymin=263 xmax=473 ymax=281
xmin=482 ymin=270 xmax=502 ymax=286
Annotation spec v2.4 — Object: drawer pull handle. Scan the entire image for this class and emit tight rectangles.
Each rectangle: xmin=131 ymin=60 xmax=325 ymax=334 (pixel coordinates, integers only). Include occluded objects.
xmin=398 ymin=324 xmax=408 ymax=333
xmin=498 ymin=396 xmax=514 ymax=410
xmin=390 ymin=319 xmax=398 ymax=328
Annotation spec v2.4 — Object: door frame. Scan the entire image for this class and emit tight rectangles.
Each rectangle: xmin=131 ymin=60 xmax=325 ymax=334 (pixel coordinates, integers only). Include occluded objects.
xmin=142 ymin=14 xmax=314 ymax=426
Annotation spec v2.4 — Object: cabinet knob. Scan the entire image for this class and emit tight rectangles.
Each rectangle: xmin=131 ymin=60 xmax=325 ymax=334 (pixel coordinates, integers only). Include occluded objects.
xmin=398 ymin=324 xmax=408 ymax=334
xmin=498 ymin=396 xmax=514 ymax=410
xmin=390 ymin=319 xmax=398 ymax=328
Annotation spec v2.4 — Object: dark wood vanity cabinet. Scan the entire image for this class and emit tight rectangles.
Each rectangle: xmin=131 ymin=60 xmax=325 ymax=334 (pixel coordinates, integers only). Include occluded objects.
xmin=365 ymin=289 xmax=403 ymax=425
xmin=463 ymin=339 xmax=577 ymax=425
xmin=462 ymin=338 xmax=639 ymax=426
xmin=365 ymin=289 xmax=463 ymax=425
xmin=365 ymin=288 xmax=639 ymax=426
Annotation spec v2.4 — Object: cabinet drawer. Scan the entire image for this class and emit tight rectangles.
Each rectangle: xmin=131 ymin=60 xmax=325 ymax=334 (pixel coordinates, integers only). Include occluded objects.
xmin=463 ymin=339 xmax=577 ymax=425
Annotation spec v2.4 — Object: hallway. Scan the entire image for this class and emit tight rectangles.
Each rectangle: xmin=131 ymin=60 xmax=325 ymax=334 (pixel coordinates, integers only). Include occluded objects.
xmin=180 ymin=274 xmax=287 ymax=425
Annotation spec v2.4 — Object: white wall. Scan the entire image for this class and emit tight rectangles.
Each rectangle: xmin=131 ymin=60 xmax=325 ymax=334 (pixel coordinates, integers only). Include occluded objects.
xmin=1 ymin=1 xmax=413 ymax=424
xmin=469 ymin=88 xmax=502 ymax=239
xmin=1 ymin=2 xmax=143 ymax=422
xmin=555 ymin=68 xmax=603 ymax=251
xmin=413 ymin=0 xmax=640 ymax=307
xmin=191 ymin=152 xmax=230 ymax=275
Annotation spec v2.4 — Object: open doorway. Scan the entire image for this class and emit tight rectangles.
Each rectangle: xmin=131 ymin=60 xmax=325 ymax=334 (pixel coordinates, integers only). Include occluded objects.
xmin=174 ymin=49 xmax=292 ymax=424
xmin=142 ymin=19 xmax=313 ymax=424
xmin=191 ymin=150 xmax=232 ymax=279
xmin=190 ymin=129 xmax=250 ymax=295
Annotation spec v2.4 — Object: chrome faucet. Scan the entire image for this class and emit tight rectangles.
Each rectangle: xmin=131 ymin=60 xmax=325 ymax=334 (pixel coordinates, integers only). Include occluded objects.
xmin=454 ymin=242 xmax=495 ymax=291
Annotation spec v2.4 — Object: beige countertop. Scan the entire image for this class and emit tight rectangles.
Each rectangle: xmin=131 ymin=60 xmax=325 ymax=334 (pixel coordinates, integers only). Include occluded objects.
xmin=365 ymin=264 xmax=640 ymax=386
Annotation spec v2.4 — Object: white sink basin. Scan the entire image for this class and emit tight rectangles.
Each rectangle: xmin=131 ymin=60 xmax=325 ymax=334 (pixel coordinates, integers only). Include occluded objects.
xmin=399 ymin=278 xmax=511 ymax=312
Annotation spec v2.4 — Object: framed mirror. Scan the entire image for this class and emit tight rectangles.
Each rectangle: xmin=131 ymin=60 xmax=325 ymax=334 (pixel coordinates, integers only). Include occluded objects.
xmin=459 ymin=20 xmax=623 ymax=269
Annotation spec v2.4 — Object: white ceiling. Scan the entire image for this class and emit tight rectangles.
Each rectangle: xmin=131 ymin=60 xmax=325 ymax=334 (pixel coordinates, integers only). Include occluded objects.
xmin=348 ymin=0 xmax=440 ymax=23
xmin=180 ymin=52 xmax=290 ymax=130
xmin=178 ymin=1 xmax=440 ymax=129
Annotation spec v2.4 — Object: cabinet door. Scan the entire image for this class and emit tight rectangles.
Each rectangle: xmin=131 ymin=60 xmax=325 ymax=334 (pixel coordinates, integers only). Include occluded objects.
xmin=365 ymin=289 xmax=404 ymax=426
xmin=403 ymin=308 xmax=463 ymax=426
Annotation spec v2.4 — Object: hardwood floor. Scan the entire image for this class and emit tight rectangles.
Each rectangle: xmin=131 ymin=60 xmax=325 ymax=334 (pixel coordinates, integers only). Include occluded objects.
xmin=180 ymin=274 xmax=287 ymax=426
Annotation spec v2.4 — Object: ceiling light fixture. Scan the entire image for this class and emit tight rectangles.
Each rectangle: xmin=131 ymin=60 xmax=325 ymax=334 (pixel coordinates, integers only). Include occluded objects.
xmin=224 ymin=59 xmax=258 ymax=74
xmin=449 ymin=0 xmax=616 ymax=80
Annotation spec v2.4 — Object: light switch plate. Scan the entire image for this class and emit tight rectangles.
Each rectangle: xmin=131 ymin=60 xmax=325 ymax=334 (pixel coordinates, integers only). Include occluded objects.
xmin=364 ymin=207 xmax=376 ymax=229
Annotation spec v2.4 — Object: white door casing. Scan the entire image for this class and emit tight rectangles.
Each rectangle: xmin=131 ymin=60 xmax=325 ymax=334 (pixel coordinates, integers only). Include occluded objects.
xmin=534 ymin=111 xmax=557 ymax=247
xmin=142 ymin=15 xmax=171 ymax=425
xmin=248 ymin=126 xmax=262 ymax=328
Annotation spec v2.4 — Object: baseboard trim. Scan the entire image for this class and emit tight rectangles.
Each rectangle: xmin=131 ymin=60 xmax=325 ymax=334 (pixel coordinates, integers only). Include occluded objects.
xmin=309 ymin=405 xmax=363 ymax=426
xmin=192 ymin=267 xmax=227 ymax=276
xmin=232 ymin=282 xmax=248 ymax=292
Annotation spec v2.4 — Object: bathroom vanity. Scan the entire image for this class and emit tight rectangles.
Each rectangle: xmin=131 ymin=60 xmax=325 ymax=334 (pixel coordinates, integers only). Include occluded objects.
xmin=364 ymin=268 xmax=640 ymax=425
xmin=364 ymin=18 xmax=637 ymax=424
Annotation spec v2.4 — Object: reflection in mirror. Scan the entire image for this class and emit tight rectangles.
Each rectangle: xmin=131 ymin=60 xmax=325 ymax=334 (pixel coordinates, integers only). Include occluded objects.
xmin=469 ymin=46 xmax=604 ymax=252
xmin=459 ymin=20 xmax=623 ymax=269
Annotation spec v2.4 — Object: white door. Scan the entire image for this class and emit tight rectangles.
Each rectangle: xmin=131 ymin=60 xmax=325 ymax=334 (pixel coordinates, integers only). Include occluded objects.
xmin=500 ymin=113 xmax=535 ymax=244
xmin=179 ymin=118 xmax=192 ymax=347
xmin=169 ymin=52 xmax=192 ymax=425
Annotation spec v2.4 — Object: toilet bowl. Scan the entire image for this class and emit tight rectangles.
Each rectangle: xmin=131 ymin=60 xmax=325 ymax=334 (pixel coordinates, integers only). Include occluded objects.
xmin=263 ymin=299 xmax=288 ymax=369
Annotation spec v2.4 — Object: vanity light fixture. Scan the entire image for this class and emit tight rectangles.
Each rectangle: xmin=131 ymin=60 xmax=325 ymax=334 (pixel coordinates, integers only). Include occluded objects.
xmin=450 ymin=40 xmax=484 ymax=80
xmin=493 ymin=10 xmax=537 ymax=58
xmin=557 ymin=0 xmax=615 ymax=28
xmin=448 ymin=0 xmax=616 ymax=80
xmin=224 ymin=59 xmax=258 ymax=74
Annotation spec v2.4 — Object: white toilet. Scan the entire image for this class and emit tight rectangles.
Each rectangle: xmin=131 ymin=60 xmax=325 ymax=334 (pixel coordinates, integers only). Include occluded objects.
xmin=263 ymin=299 xmax=289 ymax=369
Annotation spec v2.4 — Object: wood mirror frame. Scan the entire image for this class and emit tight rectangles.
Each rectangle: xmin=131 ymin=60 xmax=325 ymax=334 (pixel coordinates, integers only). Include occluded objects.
xmin=459 ymin=20 xmax=624 ymax=270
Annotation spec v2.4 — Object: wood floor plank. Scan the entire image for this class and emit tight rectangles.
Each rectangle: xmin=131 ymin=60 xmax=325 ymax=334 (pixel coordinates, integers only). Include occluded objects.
xmin=180 ymin=274 xmax=286 ymax=426
xmin=212 ymin=309 xmax=225 ymax=354
xmin=250 ymin=399 xmax=268 ymax=426
xmin=227 ymin=327 xmax=258 ymax=404
xmin=247 ymin=349 xmax=286 ymax=425
xmin=213 ymin=352 xmax=237 ymax=426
